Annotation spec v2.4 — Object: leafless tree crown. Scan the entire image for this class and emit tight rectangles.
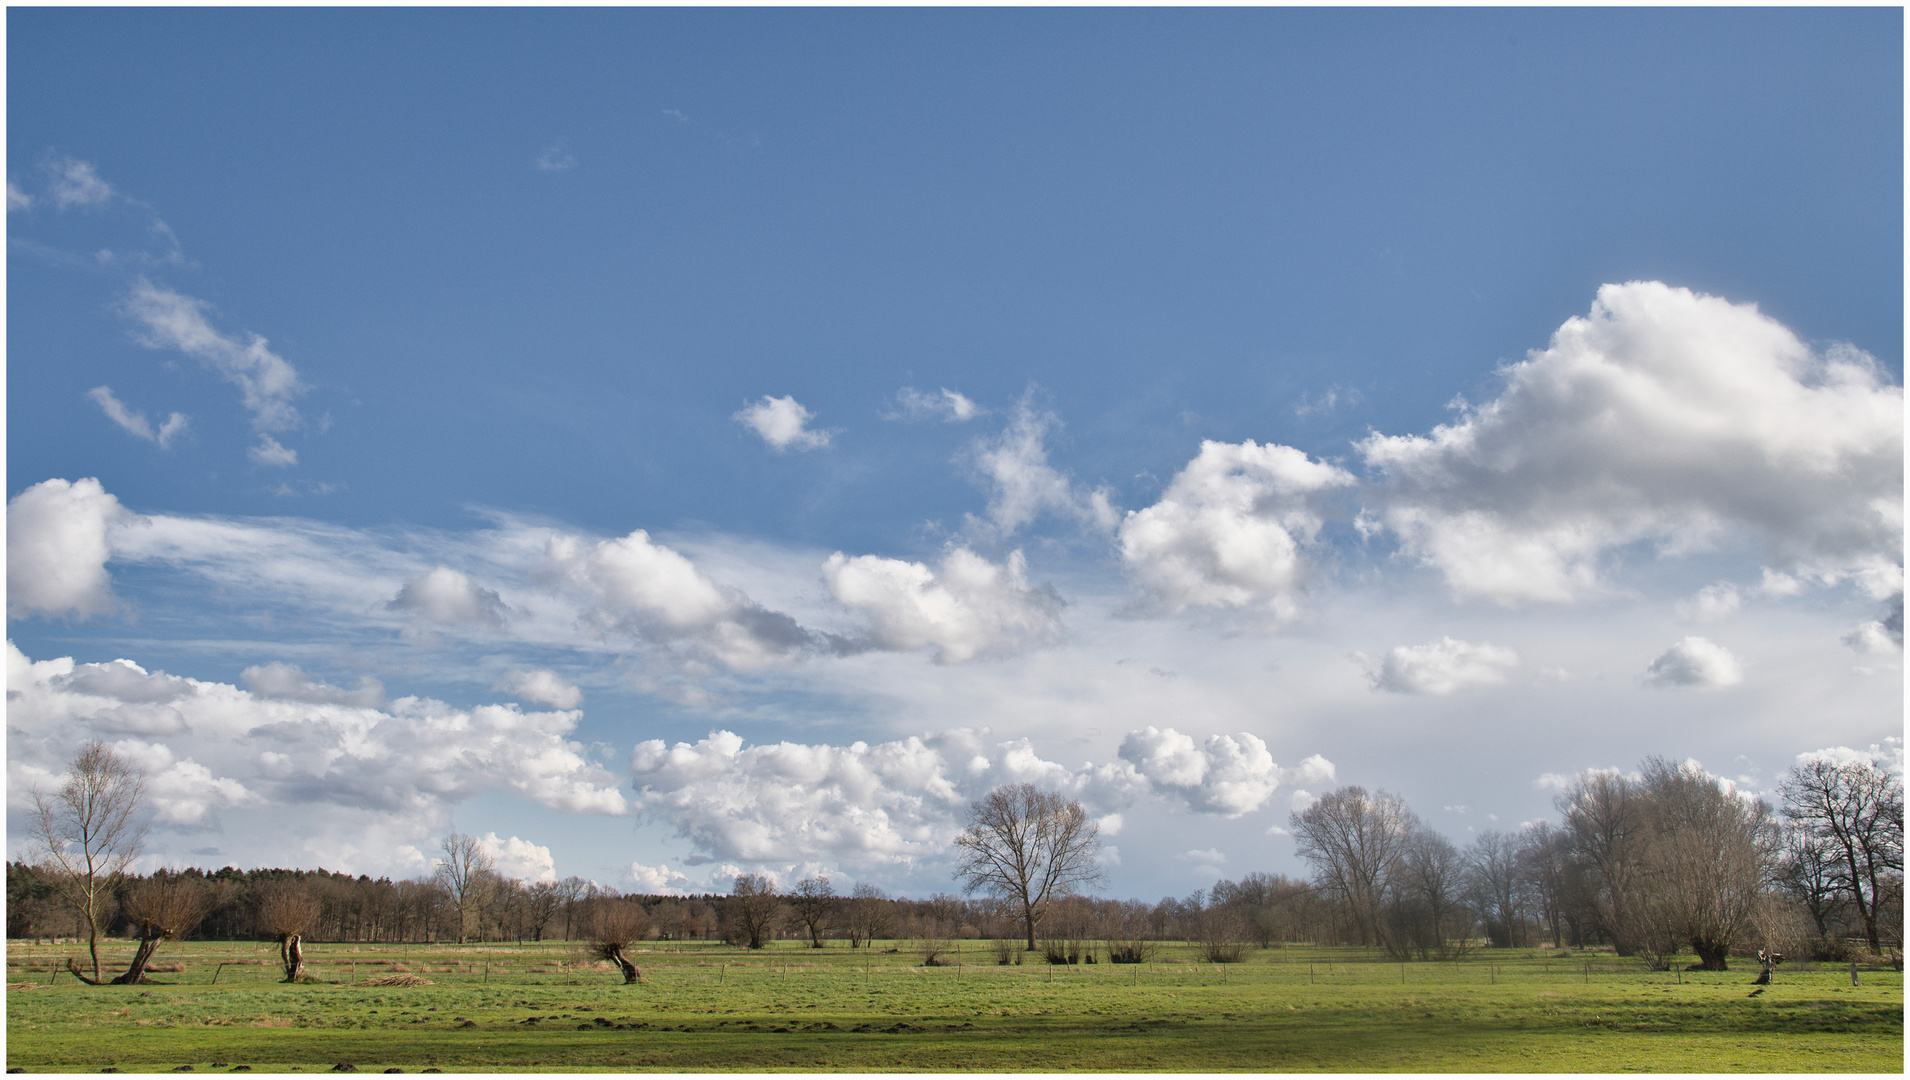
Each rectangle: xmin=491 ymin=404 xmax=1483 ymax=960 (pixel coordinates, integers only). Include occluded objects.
xmin=954 ymin=783 xmax=1103 ymax=950
xmin=31 ymin=740 xmax=147 ymax=983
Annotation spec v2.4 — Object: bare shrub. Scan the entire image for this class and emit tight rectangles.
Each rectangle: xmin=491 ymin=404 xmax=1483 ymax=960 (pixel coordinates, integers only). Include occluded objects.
xmin=257 ymin=884 xmax=319 ymax=983
xmin=584 ymin=899 xmax=650 ymax=984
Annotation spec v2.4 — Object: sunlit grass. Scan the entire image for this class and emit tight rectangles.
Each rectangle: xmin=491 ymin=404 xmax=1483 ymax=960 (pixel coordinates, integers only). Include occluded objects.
xmin=7 ymin=939 xmax=1901 ymax=1072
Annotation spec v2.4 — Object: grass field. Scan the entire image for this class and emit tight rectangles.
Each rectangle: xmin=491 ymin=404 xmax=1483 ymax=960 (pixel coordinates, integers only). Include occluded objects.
xmin=6 ymin=938 xmax=1902 ymax=1072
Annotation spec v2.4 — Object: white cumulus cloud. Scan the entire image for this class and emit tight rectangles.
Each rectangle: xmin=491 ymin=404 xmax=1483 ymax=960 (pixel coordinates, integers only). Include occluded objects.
xmin=1119 ymin=439 xmax=1356 ymax=614
xmin=628 ymin=861 xmax=695 ymax=894
xmin=389 ymin=567 xmax=508 ymax=627
xmin=7 ymin=477 xmax=129 ymax=619
xmin=241 ymin=662 xmax=387 ymax=709
xmin=477 ymin=832 xmax=558 ymax=883
xmin=1360 ymin=282 xmax=1903 ymax=604
xmin=1642 ymin=636 xmax=1743 ymax=688
xmin=1118 ymin=727 xmax=1288 ymax=817
xmin=542 ymin=529 xmax=819 ymax=672
xmin=629 ymin=724 xmax=1322 ymax=871
xmin=497 ymin=669 xmax=583 ymax=710
xmin=734 ymin=394 xmax=832 ymax=452
xmin=8 ymin=642 xmax=629 ymax=864
xmin=1675 ymin=582 xmax=1742 ymax=623
xmin=629 ymin=729 xmax=970 ymax=866
xmin=1366 ymin=637 xmax=1519 ymax=695
xmin=823 ymin=547 xmax=1063 ymax=663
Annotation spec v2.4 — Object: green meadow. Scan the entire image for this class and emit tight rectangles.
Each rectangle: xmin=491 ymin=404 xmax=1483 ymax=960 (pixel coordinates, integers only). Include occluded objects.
xmin=6 ymin=939 xmax=1901 ymax=1073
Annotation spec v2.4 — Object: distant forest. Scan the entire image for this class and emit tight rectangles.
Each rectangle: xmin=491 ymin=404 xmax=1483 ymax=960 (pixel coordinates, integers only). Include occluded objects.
xmin=11 ymin=755 xmax=1901 ymax=973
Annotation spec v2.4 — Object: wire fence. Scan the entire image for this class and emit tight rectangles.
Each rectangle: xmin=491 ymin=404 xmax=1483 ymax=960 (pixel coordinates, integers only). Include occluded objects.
xmin=9 ymin=940 xmax=1902 ymax=991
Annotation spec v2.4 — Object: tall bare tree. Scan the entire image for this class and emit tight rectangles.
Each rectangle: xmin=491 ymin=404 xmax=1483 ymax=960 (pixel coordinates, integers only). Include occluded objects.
xmin=553 ymin=875 xmax=589 ymax=940
xmin=787 ymin=876 xmax=837 ymax=948
xmin=524 ymin=880 xmax=564 ymax=941
xmin=1636 ymin=757 xmax=1775 ymax=970
xmin=435 ymin=832 xmax=495 ymax=944
xmin=954 ymin=784 xmax=1103 ymax=951
xmin=1465 ymin=829 xmax=1525 ymax=948
xmin=728 ymin=873 xmax=779 ymax=949
xmin=31 ymin=741 xmax=147 ymax=983
xmin=1780 ymin=756 xmax=1904 ymax=954
xmin=1289 ymin=786 xmax=1413 ymax=949
xmin=1555 ymin=770 xmax=1649 ymax=956
xmin=845 ymin=882 xmax=891 ymax=949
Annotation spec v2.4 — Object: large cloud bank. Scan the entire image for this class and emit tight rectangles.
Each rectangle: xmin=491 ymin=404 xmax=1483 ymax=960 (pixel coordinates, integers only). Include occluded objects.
xmin=1357 ymin=282 xmax=1902 ymax=604
xmin=7 ymin=643 xmax=627 ymax=874
xmin=630 ymin=726 xmax=1330 ymax=869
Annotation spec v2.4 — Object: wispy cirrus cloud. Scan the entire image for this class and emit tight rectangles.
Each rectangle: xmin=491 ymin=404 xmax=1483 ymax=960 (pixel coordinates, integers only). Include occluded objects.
xmin=887 ymin=387 xmax=984 ymax=423
xmin=964 ymin=397 xmax=1117 ymax=542
xmin=122 ymin=278 xmax=307 ymax=465
xmin=44 ymin=156 xmax=114 ymax=209
xmin=88 ymin=386 xmax=188 ymax=449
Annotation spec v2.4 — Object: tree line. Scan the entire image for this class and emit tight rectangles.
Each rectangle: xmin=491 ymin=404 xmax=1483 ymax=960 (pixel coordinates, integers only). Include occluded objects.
xmin=14 ymin=743 xmax=1901 ymax=986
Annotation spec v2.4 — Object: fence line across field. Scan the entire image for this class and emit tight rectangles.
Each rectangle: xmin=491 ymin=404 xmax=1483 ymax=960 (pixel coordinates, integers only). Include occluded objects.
xmin=9 ymin=941 xmax=1897 ymax=990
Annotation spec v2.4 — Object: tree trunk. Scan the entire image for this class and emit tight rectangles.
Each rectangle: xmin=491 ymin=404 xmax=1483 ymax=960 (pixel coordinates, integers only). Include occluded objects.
xmin=607 ymin=945 xmax=644 ymax=985
xmin=1689 ymin=937 xmax=1730 ymax=971
xmin=65 ymin=957 xmax=106 ymax=985
xmin=86 ymin=908 xmax=105 ymax=984
xmin=280 ymin=933 xmax=306 ymax=982
xmin=111 ymin=935 xmax=162 ymax=985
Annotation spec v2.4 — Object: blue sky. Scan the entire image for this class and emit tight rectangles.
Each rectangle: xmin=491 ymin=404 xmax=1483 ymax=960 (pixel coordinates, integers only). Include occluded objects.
xmin=8 ymin=8 xmax=1902 ymax=897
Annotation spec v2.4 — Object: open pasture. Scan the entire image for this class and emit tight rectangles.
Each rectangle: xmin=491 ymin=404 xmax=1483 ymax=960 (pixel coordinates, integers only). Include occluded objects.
xmin=7 ymin=939 xmax=1902 ymax=1073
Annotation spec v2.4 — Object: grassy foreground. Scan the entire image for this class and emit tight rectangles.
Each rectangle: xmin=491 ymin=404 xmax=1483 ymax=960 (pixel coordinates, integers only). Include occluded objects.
xmin=6 ymin=939 xmax=1902 ymax=1072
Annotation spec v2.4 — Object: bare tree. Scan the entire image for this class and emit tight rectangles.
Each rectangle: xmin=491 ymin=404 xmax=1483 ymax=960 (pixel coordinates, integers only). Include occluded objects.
xmin=1515 ymin=822 xmax=1570 ymax=948
xmin=1389 ymin=824 xmax=1474 ymax=961
xmin=845 ymin=882 xmax=891 ymax=949
xmin=1780 ymin=756 xmax=1904 ymax=954
xmin=524 ymin=880 xmax=564 ymax=941
xmin=1773 ymin=822 xmax=1844 ymax=939
xmin=1289 ymin=786 xmax=1414 ymax=950
xmin=31 ymin=741 xmax=147 ymax=983
xmin=1637 ymin=757 xmax=1775 ymax=970
xmin=954 ymin=784 xmax=1104 ymax=951
xmin=553 ymin=875 xmax=589 ymax=940
xmin=435 ymin=832 xmax=495 ymax=944
xmin=787 ymin=876 xmax=836 ymax=948
xmin=586 ymin=899 xmax=651 ymax=984
xmin=257 ymin=883 xmax=319 ymax=982
xmin=1464 ymin=829 xmax=1525 ymax=948
xmin=1555 ymin=770 xmax=1649 ymax=956
xmin=728 ymin=873 xmax=779 ymax=949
